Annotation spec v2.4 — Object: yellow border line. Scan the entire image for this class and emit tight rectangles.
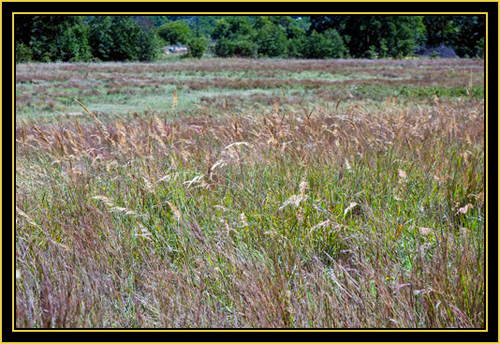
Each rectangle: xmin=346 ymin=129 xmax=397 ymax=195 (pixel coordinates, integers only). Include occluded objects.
xmin=11 ymin=12 xmax=490 ymax=14
xmin=3 ymin=0 xmax=497 ymax=1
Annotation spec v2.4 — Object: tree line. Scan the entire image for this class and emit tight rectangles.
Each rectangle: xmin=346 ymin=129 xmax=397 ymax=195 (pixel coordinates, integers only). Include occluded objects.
xmin=15 ymin=15 xmax=485 ymax=63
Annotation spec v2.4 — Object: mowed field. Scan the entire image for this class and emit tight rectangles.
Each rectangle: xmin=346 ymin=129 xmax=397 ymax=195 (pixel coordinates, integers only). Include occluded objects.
xmin=15 ymin=58 xmax=485 ymax=328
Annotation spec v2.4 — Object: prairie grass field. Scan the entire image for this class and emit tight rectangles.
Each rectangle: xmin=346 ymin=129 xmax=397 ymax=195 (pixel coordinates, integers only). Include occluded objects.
xmin=15 ymin=58 xmax=485 ymax=328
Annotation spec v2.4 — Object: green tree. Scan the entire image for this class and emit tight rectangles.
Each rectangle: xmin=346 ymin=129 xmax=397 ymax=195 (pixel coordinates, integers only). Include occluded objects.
xmin=17 ymin=16 xmax=92 ymax=62
xmin=147 ymin=16 xmax=171 ymax=27
xmin=287 ymin=26 xmax=307 ymax=58
xmin=187 ymin=33 xmax=210 ymax=58
xmin=88 ymin=16 xmax=114 ymax=61
xmin=213 ymin=17 xmax=257 ymax=57
xmin=382 ymin=16 xmax=424 ymax=58
xmin=303 ymin=29 xmax=347 ymax=59
xmin=15 ymin=42 xmax=32 ymax=63
xmin=324 ymin=28 xmax=348 ymax=58
xmin=212 ymin=17 xmax=255 ymax=40
xmin=137 ymin=28 xmax=163 ymax=61
xmin=269 ymin=16 xmax=295 ymax=32
xmin=453 ymin=16 xmax=485 ymax=57
xmin=253 ymin=17 xmax=289 ymax=57
xmin=157 ymin=21 xmax=192 ymax=45
xmin=214 ymin=37 xmax=258 ymax=57
xmin=196 ymin=16 xmax=223 ymax=36
xmin=422 ymin=15 xmax=485 ymax=57
xmin=88 ymin=16 xmax=160 ymax=62
xmin=309 ymin=16 xmax=423 ymax=58
xmin=15 ymin=15 xmax=36 ymax=47
xmin=422 ymin=16 xmax=456 ymax=48
xmin=108 ymin=16 xmax=142 ymax=61
xmin=475 ymin=37 xmax=485 ymax=59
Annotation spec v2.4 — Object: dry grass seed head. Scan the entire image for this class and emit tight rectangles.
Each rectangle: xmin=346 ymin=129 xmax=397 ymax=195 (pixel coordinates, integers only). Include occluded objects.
xmin=172 ymin=89 xmax=178 ymax=110
xmin=167 ymin=201 xmax=182 ymax=221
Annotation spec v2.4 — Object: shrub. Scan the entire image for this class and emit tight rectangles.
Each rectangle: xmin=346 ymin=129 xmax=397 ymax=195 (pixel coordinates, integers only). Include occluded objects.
xmin=212 ymin=17 xmax=255 ymax=40
xmin=254 ymin=21 xmax=289 ymax=57
xmin=25 ymin=16 xmax=92 ymax=62
xmin=188 ymin=35 xmax=210 ymax=58
xmin=309 ymin=16 xmax=422 ymax=59
xmin=88 ymin=16 xmax=160 ymax=62
xmin=15 ymin=42 xmax=32 ymax=63
xmin=108 ymin=16 xmax=142 ymax=61
xmin=157 ymin=21 xmax=192 ymax=45
xmin=88 ymin=16 xmax=114 ymax=61
xmin=304 ymin=29 xmax=347 ymax=59
xmin=137 ymin=29 xmax=163 ymax=62
xmin=214 ymin=36 xmax=257 ymax=58
xmin=475 ymin=37 xmax=485 ymax=58
xmin=287 ymin=26 xmax=307 ymax=58
xmin=324 ymin=29 xmax=348 ymax=58
xmin=366 ymin=45 xmax=378 ymax=59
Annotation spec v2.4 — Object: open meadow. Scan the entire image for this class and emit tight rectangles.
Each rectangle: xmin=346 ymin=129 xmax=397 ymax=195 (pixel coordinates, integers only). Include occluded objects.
xmin=15 ymin=58 xmax=485 ymax=328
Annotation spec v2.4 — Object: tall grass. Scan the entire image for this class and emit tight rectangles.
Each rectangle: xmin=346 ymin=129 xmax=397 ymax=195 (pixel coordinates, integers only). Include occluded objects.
xmin=15 ymin=81 xmax=484 ymax=328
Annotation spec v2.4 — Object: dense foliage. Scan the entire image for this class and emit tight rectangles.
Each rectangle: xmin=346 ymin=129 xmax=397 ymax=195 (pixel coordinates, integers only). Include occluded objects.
xmin=15 ymin=15 xmax=162 ymax=63
xmin=157 ymin=21 xmax=192 ymax=45
xmin=15 ymin=16 xmax=92 ymax=62
xmin=187 ymin=32 xmax=211 ymax=58
xmin=309 ymin=16 xmax=426 ymax=58
xmin=15 ymin=15 xmax=485 ymax=63
xmin=423 ymin=16 xmax=485 ymax=57
xmin=213 ymin=17 xmax=259 ymax=57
